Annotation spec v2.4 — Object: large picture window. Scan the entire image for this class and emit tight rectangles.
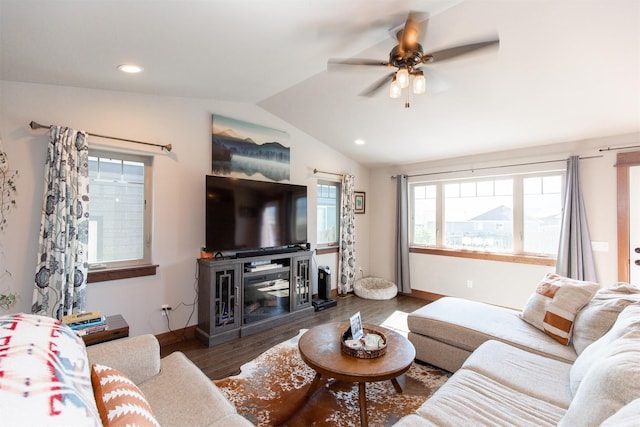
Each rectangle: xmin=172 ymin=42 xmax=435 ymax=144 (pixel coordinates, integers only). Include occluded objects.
xmin=410 ymin=172 xmax=563 ymax=258
xmin=88 ymin=150 xmax=152 ymax=270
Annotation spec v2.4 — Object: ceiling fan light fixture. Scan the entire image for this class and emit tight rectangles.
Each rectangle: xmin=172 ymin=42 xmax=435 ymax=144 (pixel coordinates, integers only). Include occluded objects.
xmin=396 ymin=68 xmax=409 ymax=89
xmin=413 ymin=71 xmax=426 ymax=94
xmin=390 ymin=78 xmax=402 ymax=98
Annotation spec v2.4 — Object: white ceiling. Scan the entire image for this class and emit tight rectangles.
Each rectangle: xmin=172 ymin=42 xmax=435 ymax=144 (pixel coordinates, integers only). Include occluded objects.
xmin=1 ymin=0 xmax=639 ymax=167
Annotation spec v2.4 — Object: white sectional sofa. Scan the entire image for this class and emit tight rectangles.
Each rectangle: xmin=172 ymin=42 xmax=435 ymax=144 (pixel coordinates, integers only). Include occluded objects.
xmin=396 ymin=278 xmax=640 ymax=426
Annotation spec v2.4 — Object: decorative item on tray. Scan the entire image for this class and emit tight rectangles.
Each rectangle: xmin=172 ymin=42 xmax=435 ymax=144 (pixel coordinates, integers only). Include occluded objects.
xmin=341 ymin=327 xmax=387 ymax=358
xmin=341 ymin=312 xmax=388 ymax=360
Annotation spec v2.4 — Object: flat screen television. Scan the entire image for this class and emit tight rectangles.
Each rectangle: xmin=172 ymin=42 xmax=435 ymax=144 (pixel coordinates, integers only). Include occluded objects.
xmin=205 ymin=175 xmax=308 ymax=255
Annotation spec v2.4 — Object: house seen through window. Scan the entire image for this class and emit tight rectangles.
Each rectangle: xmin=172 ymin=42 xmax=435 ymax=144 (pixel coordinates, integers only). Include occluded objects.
xmin=411 ymin=173 xmax=563 ymax=257
xmin=88 ymin=150 xmax=152 ymax=269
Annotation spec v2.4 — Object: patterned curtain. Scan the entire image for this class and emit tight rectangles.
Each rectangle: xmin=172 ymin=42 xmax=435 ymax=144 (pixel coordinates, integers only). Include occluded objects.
xmin=32 ymin=126 xmax=90 ymax=320
xmin=556 ymin=156 xmax=597 ymax=281
xmin=338 ymin=174 xmax=356 ymax=295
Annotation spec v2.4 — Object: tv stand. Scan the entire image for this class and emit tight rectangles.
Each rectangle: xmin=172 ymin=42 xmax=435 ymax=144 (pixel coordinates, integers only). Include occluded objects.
xmin=196 ymin=250 xmax=313 ymax=347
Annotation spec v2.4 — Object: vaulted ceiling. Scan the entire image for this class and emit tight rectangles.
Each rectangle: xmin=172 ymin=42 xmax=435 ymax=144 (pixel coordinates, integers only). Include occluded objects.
xmin=1 ymin=0 xmax=639 ymax=167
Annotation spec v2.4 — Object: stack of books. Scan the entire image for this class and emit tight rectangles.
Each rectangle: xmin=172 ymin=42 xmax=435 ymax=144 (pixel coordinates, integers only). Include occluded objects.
xmin=62 ymin=310 xmax=108 ymax=336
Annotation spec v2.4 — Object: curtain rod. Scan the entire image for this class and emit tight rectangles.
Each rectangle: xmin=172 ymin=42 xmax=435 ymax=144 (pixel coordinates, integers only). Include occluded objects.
xmin=29 ymin=121 xmax=172 ymax=152
xmin=392 ymin=155 xmax=602 ymax=179
xmin=313 ymin=168 xmax=343 ymax=177
xmin=599 ymin=144 xmax=640 ymax=152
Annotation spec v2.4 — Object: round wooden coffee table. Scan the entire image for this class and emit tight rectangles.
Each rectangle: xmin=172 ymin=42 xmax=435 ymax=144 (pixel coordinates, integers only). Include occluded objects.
xmin=298 ymin=322 xmax=415 ymax=427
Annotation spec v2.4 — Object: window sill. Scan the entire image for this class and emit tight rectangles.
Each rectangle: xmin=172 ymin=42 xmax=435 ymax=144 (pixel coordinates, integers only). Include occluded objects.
xmin=88 ymin=264 xmax=159 ymax=283
xmin=316 ymin=246 xmax=339 ymax=255
xmin=410 ymin=247 xmax=556 ymax=266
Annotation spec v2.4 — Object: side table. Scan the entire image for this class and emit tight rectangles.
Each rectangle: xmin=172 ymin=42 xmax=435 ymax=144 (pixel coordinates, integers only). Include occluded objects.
xmin=81 ymin=314 xmax=129 ymax=346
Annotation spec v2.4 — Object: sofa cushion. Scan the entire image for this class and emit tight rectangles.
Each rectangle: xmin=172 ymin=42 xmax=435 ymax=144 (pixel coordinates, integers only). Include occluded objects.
xmin=560 ymin=327 xmax=640 ymax=426
xmin=408 ymin=297 xmax=577 ymax=363
xmin=520 ymin=273 xmax=599 ymax=345
xmin=572 ymin=282 xmax=640 ymax=354
xmin=86 ymin=334 xmax=161 ymax=385
xmin=461 ymin=340 xmax=573 ymax=408
xmin=0 ymin=313 xmax=100 ymax=426
xmin=569 ymin=304 xmax=640 ymax=396
xmin=416 ymin=368 xmax=566 ymax=426
xmin=392 ymin=413 xmax=439 ymax=426
xmin=601 ymin=398 xmax=640 ymax=426
xmin=139 ymin=351 xmax=242 ymax=427
xmin=91 ymin=363 xmax=160 ymax=427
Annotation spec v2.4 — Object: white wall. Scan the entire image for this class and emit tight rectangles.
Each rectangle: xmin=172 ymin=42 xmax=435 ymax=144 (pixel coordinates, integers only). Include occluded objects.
xmin=369 ymin=133 xmax=639 ymax=309
xmin=0 ymin=80 xmax=370 ymax=335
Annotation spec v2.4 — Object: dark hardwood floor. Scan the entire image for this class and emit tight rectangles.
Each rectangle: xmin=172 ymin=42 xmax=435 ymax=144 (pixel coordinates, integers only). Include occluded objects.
xmin=161 ymin=294 xmax=428 ymax=380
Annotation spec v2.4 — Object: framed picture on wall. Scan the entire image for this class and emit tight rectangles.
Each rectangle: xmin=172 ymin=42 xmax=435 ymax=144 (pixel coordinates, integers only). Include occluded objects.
xmin=211 ymin=114 xmax=290 ymax=182
xmin=354 ymin=191 xmax=366 ymax=214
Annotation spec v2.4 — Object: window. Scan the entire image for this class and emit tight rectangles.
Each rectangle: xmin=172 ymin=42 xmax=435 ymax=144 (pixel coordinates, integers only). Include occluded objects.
xmin=411 ymin=184 xmax=437 ymax=246
xmin=410 ymin=172 xmax=563 ymax=258
xmin=444 ymin=178 xmax=514 ymax=252
xmin=88 ymin=150 xmax=152 ymax=270
xmin=522 ymin=175 xmax=563 ymax=254
xmin=317 ymin=180 xmax=340 ymax=247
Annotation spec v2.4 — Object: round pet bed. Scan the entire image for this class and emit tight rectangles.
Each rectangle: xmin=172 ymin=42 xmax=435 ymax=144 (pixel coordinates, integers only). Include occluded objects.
xmin=354 ymin=277 xmax=398 ymax=300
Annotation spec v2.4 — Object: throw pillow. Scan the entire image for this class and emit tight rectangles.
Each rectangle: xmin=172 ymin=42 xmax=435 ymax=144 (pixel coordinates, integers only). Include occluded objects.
xmin=572 ymin=282 xmax=640 ymax=354
xmin=569 ymin=304 xmax=640 ymax=396
xmin=601 ymin=398 xmax=640 ymax=426
xmin=560 ymin=326 xmax=640 ymax=426
xmin=0 ymin=313 xmax=101 ymax=426
xmin=91 ymin=363 xmax=160 ymax=427
xmin=521 ymin=273 xmax=599 ymax=345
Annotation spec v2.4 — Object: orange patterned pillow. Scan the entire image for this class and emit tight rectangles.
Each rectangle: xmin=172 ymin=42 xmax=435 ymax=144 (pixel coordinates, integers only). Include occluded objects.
xmin=521 ymin=273 xmax=599 ymax=345
xmin=91 ymin=364 xmax=160 ymax=427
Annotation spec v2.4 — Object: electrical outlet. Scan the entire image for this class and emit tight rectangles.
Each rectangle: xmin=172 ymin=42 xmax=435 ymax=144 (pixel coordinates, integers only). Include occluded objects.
xmin=161 ymin=304 xmax=172 ymax=316
xmin=358 ymin=266 xmax=363 ymax=272
xmin=466 ymin=280 xmax=473 ymax=289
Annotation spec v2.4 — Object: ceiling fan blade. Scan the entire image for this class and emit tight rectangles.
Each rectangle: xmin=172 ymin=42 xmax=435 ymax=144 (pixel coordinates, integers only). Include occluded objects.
xmin=328 ymin=58 xmax=391 ymax=69
xmin=359 ymin=72 xmax=395 ymax=97
xmin=422 ymin=68 xmax=450 ymax=94
xmin=397 ymin=11 xmax=428 ymax=52
xmin=425 ymin=39 xmax=499 ymax=63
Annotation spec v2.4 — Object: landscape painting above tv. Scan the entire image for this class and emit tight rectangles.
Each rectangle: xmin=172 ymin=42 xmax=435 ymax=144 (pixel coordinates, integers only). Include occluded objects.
xmin=212 ymin=114 xmax=290 ymax=181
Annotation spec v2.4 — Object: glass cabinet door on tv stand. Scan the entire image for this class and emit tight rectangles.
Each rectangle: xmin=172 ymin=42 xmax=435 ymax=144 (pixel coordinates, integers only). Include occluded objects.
xmin=196 ymin=259 xmax=241 ymax=346
xmin=293 ymin=254 xmax=311 ymax=310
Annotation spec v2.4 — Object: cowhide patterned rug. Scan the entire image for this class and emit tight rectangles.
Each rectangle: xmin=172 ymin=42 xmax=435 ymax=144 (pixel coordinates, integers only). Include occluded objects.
xmin=214 ymin=329 xmax=450 ymax=427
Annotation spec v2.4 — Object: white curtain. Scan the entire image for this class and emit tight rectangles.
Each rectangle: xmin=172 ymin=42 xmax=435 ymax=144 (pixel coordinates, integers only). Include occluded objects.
xmin=32 ymin=126 xmax=90 ymax=319
xmin=395 ymin=174 xmax=411 ymax=293
xmin=338 ymin=174 xmax=356 ymax=295
xmin=556 ymin=156 xmax=597 ymax=281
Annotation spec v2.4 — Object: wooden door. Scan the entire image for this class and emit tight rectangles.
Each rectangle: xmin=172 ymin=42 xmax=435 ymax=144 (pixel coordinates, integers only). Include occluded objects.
xmin=616 ymin=151 xmax=640 ymax=283
xmin=629 ymin=165 xmax=640 ymax=285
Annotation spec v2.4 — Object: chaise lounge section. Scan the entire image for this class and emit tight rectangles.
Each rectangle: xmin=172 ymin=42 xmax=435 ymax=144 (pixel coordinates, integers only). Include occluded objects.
xmin=407 ymin=296 xmax=577 ymax=372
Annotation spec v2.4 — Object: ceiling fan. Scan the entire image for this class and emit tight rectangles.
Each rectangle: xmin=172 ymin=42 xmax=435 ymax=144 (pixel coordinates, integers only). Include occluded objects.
xmin=328 ymin=11 xmax=499 ymax=108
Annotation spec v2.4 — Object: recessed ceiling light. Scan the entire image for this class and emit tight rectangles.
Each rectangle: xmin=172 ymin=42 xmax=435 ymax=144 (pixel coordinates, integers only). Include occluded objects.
xmin=117 ymin=64 xmax=144 ymax=74
xmin=354 ymin=139 xmax=366 ymax=145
